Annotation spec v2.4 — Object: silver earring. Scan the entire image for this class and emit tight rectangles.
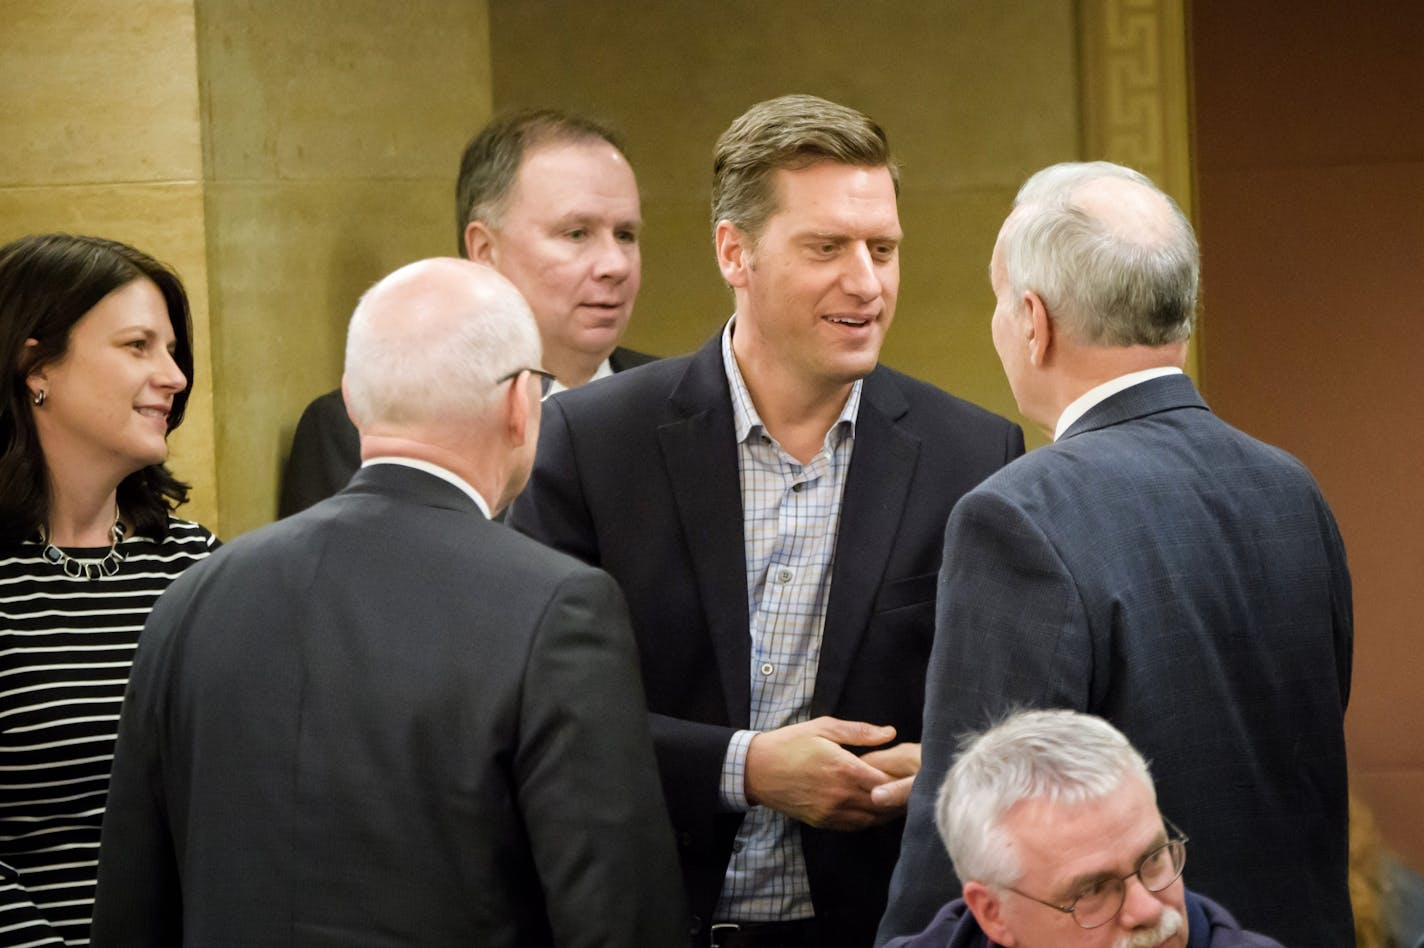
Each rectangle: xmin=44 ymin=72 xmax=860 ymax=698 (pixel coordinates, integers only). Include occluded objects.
xmin=31 ymin=390 xmax=45 ymax=407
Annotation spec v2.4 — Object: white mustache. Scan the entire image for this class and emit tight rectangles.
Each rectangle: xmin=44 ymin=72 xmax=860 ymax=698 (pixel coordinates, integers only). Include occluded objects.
xmin=1113 ymin=905 xmax=1183 ymax=948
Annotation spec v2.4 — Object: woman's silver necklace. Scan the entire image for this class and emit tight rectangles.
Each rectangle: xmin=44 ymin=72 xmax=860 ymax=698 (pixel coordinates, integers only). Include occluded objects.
xmin=40 ymin=509 xmax=128 ymax=579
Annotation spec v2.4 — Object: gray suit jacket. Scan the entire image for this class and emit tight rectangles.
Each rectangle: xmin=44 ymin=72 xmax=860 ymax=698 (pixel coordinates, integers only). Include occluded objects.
xmin=876 ymin=374 xmax=1353 ymax=948
xmin=92 ymin=464 xmax=686 ymax=947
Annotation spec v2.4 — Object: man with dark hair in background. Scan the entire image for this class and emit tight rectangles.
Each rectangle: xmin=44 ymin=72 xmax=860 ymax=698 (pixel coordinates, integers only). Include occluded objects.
xmin=510 ymin=94 xmax=1023 ymax=948
xmin=280 ymin=109 xmax=653 ymax=516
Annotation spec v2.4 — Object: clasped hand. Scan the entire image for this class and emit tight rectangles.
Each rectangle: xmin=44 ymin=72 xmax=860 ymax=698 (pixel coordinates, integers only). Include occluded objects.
xmin=744 ymin=716 xmax=921 ymax=830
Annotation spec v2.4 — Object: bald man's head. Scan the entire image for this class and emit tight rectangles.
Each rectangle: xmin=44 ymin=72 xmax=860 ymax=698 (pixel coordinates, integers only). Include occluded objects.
xmin=998 ymin=161 xmax=1198 ymax=347
xmin=343 ymin=258 xmax=541 ymax=431
xmin=1072 ymin=176 xmax=1181 ymax=247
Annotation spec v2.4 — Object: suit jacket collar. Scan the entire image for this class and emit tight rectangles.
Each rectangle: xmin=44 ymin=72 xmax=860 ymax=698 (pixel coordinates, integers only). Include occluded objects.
xmin=343 ymin=462 xmax=486 ymax=518
xmin=1059 ymin=372 xmax=1209 ymax=440
xmin=659 ymin=336 xmax=920 ymax=723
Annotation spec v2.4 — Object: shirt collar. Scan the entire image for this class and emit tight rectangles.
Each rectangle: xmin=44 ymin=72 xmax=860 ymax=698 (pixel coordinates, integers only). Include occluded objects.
xmin=543 ymin=357 xmax=614 ymax=398
xmin=720 ymin=316 xmax=861 ymax=446
xmin=1053 ymin=366 xmax=1183 ymax=441
xmin=361 ymin=456 xmax=491 ymax=518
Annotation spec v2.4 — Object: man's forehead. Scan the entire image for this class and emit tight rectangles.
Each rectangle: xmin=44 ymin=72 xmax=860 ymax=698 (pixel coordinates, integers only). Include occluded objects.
xmin=766 ymin=161 xmax=900 ymax=232
xmin=1001 ymin=779 xmax=1164 ymax=882
xmin=516 ymin=139 xmax=634 ymax=183
xmin=506 ymin=140 xmax=640 ymax=214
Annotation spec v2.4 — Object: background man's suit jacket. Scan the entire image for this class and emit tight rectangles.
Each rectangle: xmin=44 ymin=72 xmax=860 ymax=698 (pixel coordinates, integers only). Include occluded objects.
xmin=278 ymin=346 xmax=657 ymax=517
xmin=508 ymin=335 xmax=1024 ymax=947
xmin=92 ymin=464 xmax=686 ymax=948
xmin=876 ymin=374 xmax=1353 ymax=948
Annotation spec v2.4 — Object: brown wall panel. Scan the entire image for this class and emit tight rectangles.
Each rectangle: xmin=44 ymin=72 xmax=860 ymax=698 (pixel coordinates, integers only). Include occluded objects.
xmin=1191 ymin=1 xmax=1424 ymax=871
xmin=197 ymin=0 xmax=494 ymax=535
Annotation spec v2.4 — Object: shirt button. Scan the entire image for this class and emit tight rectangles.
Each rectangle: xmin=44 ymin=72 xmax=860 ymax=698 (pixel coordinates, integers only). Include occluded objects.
xmin=776 ymin=568 xmax=793 ymax=583
xmin=791 ymin=482 xmax=804 ymax=492
xmin=732 ymin=840 xmax=744 ymax=853
xmin=760 ymin=662 xmax=774 ymax=676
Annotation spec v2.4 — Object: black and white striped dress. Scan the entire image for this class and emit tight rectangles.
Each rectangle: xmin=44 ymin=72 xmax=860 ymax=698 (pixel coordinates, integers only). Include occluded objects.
xmin=0 ymin=517 xmax=216 ymax=947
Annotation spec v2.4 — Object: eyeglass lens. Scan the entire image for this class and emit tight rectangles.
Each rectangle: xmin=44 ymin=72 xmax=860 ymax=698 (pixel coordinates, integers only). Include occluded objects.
xmin=1072 ymin=839 xmax=1186 ymax=928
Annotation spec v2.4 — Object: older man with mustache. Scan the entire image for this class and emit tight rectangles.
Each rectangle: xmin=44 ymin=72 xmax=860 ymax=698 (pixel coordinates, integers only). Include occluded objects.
xmin=884 ymin=710 xmax=1284 ymax=948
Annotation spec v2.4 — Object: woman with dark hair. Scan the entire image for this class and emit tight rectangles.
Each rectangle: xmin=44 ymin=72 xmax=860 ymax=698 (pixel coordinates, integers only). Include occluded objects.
xmin=0 ymin=234 xmax=217 ymax=945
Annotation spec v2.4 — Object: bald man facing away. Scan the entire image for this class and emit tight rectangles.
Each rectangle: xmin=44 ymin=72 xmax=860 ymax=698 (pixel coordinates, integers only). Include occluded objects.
xmin=92 ymin=259 xmax=686 ymax=947
xmin=878 ymin=162 xmax=1352 ymax=948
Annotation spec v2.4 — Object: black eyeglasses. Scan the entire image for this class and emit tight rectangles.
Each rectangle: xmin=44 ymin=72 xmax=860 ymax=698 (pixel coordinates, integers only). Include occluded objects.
xmin=1006 ymin=818 xmax=1188 ymax=929
xmin=497 ymin=367 xmax=558 ymax=398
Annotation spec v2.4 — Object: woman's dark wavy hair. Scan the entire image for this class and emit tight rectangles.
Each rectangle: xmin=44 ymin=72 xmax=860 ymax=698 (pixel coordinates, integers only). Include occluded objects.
xmin=0 ymin=234 xmax=196 ymax=544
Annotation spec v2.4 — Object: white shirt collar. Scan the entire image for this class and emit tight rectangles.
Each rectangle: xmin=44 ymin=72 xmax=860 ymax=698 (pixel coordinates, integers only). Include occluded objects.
xmin=361 ymin=457 xmax=491 ymax=518
xmin=1053 ymin=367 xmax=1183 ymax=441
xmin=543 ymin=357 xmax=614 ymax=398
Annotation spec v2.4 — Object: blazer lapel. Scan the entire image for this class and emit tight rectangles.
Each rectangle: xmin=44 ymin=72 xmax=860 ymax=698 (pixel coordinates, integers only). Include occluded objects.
xmin=657 ymin=338 xmax=752 ymax=727
xmin=813 ymin=369 xmax=918 ymax=717
xmin=344 ymin=463 xmax=487 ymax=517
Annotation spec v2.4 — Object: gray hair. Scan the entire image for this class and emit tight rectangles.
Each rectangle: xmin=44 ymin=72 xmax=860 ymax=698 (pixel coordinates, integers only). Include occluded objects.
xmin=935 ymin=709 xmax=1153 ymax=886
xmin=344 ymin=260 xmax=541 ymax=428
xmin=1002 ymin=161 xmax=1198 ymax=346
xmin=711 ymin=94 xmax=899 ymax=240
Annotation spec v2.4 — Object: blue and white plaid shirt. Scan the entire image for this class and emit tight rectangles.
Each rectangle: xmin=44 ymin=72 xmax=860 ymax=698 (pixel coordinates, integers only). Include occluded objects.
xmin=714 ymin=318 xmax=861 ymax=923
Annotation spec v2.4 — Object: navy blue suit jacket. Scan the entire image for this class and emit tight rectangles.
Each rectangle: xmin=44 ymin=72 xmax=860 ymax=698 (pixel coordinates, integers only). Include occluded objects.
xmin=508 ymin=335 xmax=1023 ymax=946
xmin=876 ymin=374 xmax=1353 ymax=948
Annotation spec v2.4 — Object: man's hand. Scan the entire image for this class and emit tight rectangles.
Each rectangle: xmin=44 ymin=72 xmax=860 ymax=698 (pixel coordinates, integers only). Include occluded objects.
xmin=744 ymin=717 xmax=910 ymax=830
xmin=863 ymin=741 xmax=920 ymax=811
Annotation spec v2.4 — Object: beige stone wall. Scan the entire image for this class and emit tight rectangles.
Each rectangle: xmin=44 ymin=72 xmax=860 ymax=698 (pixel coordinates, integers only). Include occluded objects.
xmin=0 ymin=0 xmax=218 ymax=528
xmin=196 ymin=1 xmax=494 ymax=536
xmin=2 ymin=0 xmax=493 ymax=537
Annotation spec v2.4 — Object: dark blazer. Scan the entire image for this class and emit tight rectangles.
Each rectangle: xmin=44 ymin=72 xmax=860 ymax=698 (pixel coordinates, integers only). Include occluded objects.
xmin=92 ymin=465 xmax=686 ymax=948
xmin=508 ymin=335 xmax=1024 ymax=947
xmin=278 ymin=346 xmax=657 ymax=517
xmin=876 ymin=374 xmax=1353 ymax=948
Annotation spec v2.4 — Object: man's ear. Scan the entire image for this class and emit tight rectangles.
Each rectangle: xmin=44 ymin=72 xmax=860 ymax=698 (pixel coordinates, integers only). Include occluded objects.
xmin=340 ymin=375 xmax=360 ymax=427
xmin=465 ymin=220 xmax=497 ymax=265
xmin=963 ymin=881 xmax=1017 ymax=947
xmin=714 ymin=220 xmax=753 ymax=289
xmin=1022 ymin=289 xmax=1054 ymax=368
xmin=502 ymin=372 xmax=532 ymax=448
